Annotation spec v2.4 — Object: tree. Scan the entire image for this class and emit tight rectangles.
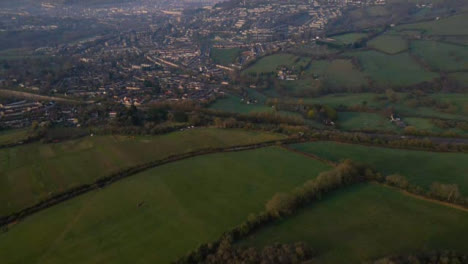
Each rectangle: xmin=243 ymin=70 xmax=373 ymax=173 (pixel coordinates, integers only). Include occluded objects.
xmin=386 ymin=174 xmax=409 ymax=189
xmin=266 ymin=192 xmax=297 ymax=217
xmin=307 ymin=109 xmax=315 ymax=119
xmin=430 ymin=182 xmax=461 ymax=202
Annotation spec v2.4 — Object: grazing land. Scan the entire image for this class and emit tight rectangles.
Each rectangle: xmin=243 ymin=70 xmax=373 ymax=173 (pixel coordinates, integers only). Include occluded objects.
xmin=0 ymin=129 xmax=29 ymax=146
xmin=305 ymin=59 xmax=368 ymax=89
xmin=210 ymin=47 xmax=241 ymax=65
xmin=397 ymin=14 xmax=468 ymax=36
xmin=243 ymin=54 xmax=310 ymax=75
xmin=0 ymin=147 xmax=331 ymax=264
xmin=240 ymin=183 xmax=468 ymax=264
xmin=331 ymin=32 xmax=367 ymax=45
xmin=291 ymin=141 xmax=468 ymax=194
xmin=345 ymin=51 xmax=438 ymax=87
xmin=337 ymin=112 xmax=397 ymax=132
xmin=0 ymin=128 xmax=285 ymax=216
xmin=368 ymin=33 xmax=408 ymax=54
xmin=209 ymin=94 xmax=273 ymax=114
xmin=411 ymin=40 xmax=468 ymax=72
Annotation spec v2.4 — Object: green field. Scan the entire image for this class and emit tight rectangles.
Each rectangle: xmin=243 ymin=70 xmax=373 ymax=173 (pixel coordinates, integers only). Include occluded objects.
xmin=0 ymin=129 xmax=29 ymax=145
xmin=0 ymin=128 xmax=285 ymax=216
xmin=305 ymin=59 xmax=368 ymax=89
xmin=346 ymin=51 xmax=438 ymax=87
xmin=210 ymin=48 xmax=241 ymax=65
xmin=411 ymin=40 xmax=468 ymax=71
xmin=0 ymin=147 xmax=331 ymax=264
xmin=368 ymin=34 xmax=408 ymax=54
xmin=449 ymin=72 xmax=468 ymax=88
xmin=337 ymin=112 xmax=397 ymax=132
xmin=243 ymin=54 xmax=310 ymax=75
xmin=397 ymin=14 xmax=468 ymax=36
xmin=331 ymin=33 xmax=368 ymax=45
xmin=291 ymin=141 xmax=468 ymax=194
xmin=209 ymin=94 xmax=273 ymax=114
xmin=240 ymin=183 xmax=468 ymax=264
xmin=303 ymin=93 xmax=377 ymax=107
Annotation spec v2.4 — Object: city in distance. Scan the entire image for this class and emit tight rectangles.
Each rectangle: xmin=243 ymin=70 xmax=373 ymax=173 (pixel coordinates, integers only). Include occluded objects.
xmin=0 ymin=0 xmax=467 ymax=263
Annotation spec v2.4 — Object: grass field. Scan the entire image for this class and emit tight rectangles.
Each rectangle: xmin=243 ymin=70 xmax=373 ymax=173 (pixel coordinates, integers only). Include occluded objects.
xmin=240 ymin=183 xmax=468 ymax=264
xmin=337 ymin=112 xmax=397 ymax=132
xmin=303 ymin=93 xmax=381 ymax=108
xmin=305 ymin=59 xmax=368 ymax=89
xmin=291 ymin=141 xmax=468 ymax=194
xmin=0 ymin=147 xmax=331 ymax=264
xmin=210 ymin=48 xmax=241 ymax=65
xmin=346 ymin=51 xmax=439 ymax=87
xmin=331 ymin=33 xmax=367 ymax=45
xmin=411 ymin=40 xmax=468 ymax=71
xmin=0 ymin=129 xmax=29 ymax=145
xmin=448 ymin=72 xmax=468 ymax=88
xmin=397 ymin=14 xmax=468 ymax=36
xmin=209 ymin=94 xmax=273 ymax=114
xmin=243 ymin=54 xmax=310 ymax=75
xmin=0 ymin=128 xmax=286 ymax=216
xmin=368 ymin=34 xmax=408 ymax=54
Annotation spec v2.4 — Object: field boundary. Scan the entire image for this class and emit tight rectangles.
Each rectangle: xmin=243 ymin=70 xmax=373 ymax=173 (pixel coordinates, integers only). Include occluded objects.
xmin=279 ymin=144 xmax=337 ymax=166
xmin=0 ymin=138 xmax=302 ymax=229
xmin=380 ymin=183 xmax=468 ymax=213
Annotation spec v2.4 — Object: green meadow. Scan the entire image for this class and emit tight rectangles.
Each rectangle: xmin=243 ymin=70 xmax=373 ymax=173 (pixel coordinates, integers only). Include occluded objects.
xmin=411 ymin=40 xmax=468 ymax=71
xmin=397 ymin=14 xmax=468 ymax=36
xmin=337 ymin=112 xmax=397 ymax=132
xmin=240 ymin=183 xmax=468 ymax=264
xmin=331 ymin=33 xmax=367 ymax=45
xmin=0 ymin=129 xmax=29 ymax=145
xmin=210 ymin=47 xmax=241 ymax=65
xmin=243 ymin=54 xmax=310 ymax=75
xmin=346 ymin=51 xmax=438 ymax=87
xmin=0 ymin=128 xmax=285 ymax=216
xmin=291 ymin=141 xmax=468 ymax=194
xmin=0 ymin=147 xmax=331 ymax=264
xmin=368 ymin=34 xmax=408 ymax=54
xmin=306 ymin=59 xmax=368 ymax=89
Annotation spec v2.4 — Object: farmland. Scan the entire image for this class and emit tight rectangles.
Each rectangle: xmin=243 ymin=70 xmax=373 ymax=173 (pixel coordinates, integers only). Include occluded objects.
xmin=240 ymin=183 xmax=468 ymax=264
xmin=0 ymin=129 xmax=29 ymax=146
xmin=210 ymin=47 xmax=241 ymax=65
xmin=345 ymin=51 xmax=439 ymax=87
xmin=337 ymin=112 xmax=397 ymax=132
xmin=243 ymin=54 xmax=310 ymax=75
xmin=397 ymin=13 xmax=468 ymax=36
xmin=305 ymin=59 xmax=368 ymax=89
xmin=331 ymin=32 xmax=367 ymax=45
xmin=291 ymin=141 xmax=468 ymax=195
xmin=209 ymin=94 xmax=273 ymax=114
xmin=0 ymin=128 xmax=285 ymax=216
xmin=411 ymin=40 xmax=468 ymax=72
xmin=368 ymin=33 xmax=408 ymax=54
xmin=0 ymin=147 xmax=331 ymax=264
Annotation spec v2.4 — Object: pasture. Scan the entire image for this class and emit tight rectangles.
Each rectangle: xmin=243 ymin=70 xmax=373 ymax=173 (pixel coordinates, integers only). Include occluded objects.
xmin=240 ymin=183 xmax=468 ymax=264
xmin=331 ymin=33 xmax=367 ymax=45
xmin=243 ymin=54 xmax=310 ymax=75
xmin=346 ymin=51 xmax=438 ymax=87
xmin=0 ymin=128 xmax=285 ymax=216
xmin=291 ymin=141 xmax=468 ymax=195
xmin=0 ymin=147 xmax=331 ymax=264
xmin=305 ymin=59 xmax=368 ymax=89
xmin=209 ymin=94 xmax=273 ymax=114
xmin=337 ymin=111 xmax=397 ymax=132
xmin=411 ymin=40 xmax=468 ymax=71
xmin=210 ymin=47 xmax=241 ymax=65
xmin=368 ymin=34 xmax=408 ymax=54
xmin=0 ymin=129 xmax=29 ymax=145
xmin=397 ymin=14 xmax=468 ymax=36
